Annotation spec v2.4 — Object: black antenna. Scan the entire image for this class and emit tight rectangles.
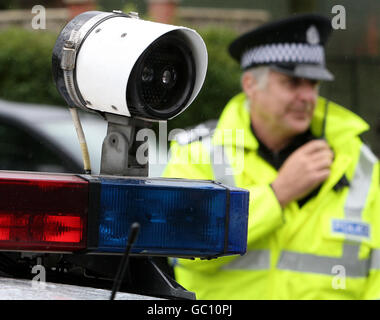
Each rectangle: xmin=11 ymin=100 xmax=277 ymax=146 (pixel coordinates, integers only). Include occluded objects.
xmin=110 ymin=222 xmax=140 ymax=300
xmin=321 ymin=99 xmax=329 ymax=140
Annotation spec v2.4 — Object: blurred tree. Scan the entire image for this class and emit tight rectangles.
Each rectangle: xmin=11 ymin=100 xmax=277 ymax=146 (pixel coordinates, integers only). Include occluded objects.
xmin=0 ymin=28 xmax=65 ymax=106
xmin=0 ymin=0 xmax=20 ymax=10
xmin=289 ymin=0 xmax=317 ymax=13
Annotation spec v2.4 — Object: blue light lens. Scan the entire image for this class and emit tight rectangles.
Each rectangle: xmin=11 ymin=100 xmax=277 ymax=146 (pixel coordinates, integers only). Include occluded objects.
xmin=97 ymin=177 xmax=249 ymax=258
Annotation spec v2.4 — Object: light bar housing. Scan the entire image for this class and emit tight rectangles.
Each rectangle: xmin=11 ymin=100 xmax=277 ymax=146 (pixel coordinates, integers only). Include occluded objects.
xmin=0 ymin=171 xmax=249 ymax=259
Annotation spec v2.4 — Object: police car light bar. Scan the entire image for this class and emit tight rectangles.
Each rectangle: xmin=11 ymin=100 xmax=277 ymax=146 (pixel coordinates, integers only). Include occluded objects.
xmin=0 ymin=171 xmax=249 ymax=258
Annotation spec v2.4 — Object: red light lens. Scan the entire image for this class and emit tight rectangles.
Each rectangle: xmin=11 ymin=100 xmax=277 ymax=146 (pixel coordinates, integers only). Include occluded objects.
xmin=43 ymin=216 xmax=83 ymax=242
xmin=0 ymin=172 xmax=88 ymax=252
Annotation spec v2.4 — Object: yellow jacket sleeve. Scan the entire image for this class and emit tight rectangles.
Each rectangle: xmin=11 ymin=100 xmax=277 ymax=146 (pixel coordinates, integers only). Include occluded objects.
xmin=162 ymin=141 xmax=214 ymax=181
xmin=245 ymin=184 xmax=284 ymax=247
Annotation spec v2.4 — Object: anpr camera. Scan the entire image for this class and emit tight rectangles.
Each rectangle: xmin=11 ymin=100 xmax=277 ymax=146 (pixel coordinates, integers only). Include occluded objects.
xmin=52 ymin=10 xmax=207 ymax=121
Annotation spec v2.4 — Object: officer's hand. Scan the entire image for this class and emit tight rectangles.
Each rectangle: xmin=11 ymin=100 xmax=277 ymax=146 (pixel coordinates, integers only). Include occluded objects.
xmin=271 ymin=139 xmax=333 ymax=208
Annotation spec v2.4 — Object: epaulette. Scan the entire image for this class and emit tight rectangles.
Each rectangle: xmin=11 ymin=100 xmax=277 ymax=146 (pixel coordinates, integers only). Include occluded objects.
xmin=174 ymin=119 xmax=218 ymax=145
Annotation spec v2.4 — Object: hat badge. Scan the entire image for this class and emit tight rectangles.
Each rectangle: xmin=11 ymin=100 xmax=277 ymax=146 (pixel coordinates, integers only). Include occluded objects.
xmin=306 ymin=25 xmax=320 ymax=45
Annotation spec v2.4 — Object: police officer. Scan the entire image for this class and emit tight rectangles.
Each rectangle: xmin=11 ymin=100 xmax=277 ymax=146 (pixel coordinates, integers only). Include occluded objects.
xmin=163 ymin=14 xmax=380 ymax=299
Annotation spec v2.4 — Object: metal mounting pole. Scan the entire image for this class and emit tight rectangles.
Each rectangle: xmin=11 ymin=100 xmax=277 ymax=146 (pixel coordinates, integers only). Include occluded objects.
xmin=100 ymin=113 xmax=150 ymax=177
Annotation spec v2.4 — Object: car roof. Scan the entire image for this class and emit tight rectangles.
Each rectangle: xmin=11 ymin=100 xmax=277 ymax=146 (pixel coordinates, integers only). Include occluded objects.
xmin=0 ymin=276 xmax=163 ymax=300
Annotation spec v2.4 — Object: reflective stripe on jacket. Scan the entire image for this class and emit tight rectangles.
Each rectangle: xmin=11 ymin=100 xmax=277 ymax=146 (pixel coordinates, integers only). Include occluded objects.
xmin=163 ymin=93 xmax=380 ymax=300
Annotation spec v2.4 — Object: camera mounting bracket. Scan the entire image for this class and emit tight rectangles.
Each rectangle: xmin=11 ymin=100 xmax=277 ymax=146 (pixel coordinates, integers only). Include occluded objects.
xmin=100 ymin=113 xmax=151 ymax=177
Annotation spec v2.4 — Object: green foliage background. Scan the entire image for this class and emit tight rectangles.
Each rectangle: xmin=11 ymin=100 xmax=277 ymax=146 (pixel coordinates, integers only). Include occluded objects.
xmin=169 ymin=27 xmax=241 ymax=131
xmin=0 ymin=28 xmax=65 ymax=106
xmin=0 ymin=26 xmax=242 ymax=129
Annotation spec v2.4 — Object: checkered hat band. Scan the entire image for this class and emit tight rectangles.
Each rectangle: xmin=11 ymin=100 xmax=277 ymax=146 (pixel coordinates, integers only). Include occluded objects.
xmin=241 ymin=43 xmax=325 ymax=68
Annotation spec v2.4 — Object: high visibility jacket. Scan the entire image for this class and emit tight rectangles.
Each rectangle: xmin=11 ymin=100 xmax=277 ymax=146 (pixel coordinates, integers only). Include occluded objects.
xmin=162 ymin=92 xmax=380 ymax=300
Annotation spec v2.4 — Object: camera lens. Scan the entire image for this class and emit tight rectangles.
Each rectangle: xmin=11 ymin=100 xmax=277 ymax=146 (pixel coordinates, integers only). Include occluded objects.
xmin=162 ymin=68 xmax=177 ymax=88
xmin=142 ymin=67 xmax=154 ymax=83
xmin=127 ymin=31 xmax=196 ymax=120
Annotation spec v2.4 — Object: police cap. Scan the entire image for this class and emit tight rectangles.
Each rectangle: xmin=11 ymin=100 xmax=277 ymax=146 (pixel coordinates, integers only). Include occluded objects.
xmin=228 ymin=13 xmax=334 ymax=81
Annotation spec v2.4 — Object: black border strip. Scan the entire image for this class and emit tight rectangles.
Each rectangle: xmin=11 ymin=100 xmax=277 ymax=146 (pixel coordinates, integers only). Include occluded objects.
xmin=76 ymin=174 xmax=101 ymax=252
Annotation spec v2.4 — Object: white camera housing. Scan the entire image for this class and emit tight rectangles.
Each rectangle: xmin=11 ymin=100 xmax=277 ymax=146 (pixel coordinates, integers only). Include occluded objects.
xmin=52 ymin=11 xmax=207 ymax=121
